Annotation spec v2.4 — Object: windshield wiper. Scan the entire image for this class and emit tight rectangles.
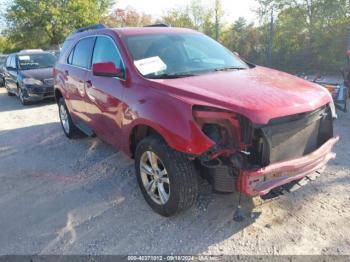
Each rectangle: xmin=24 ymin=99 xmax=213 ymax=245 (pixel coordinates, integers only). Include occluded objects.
xmin=148 ymin=73 xmax=197 ymax=79
xmin=214 ymin=66 xmax=247 ymax=72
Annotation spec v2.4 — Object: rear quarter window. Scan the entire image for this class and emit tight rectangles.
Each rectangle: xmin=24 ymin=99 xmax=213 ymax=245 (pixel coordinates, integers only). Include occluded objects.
xmin=59 ymin=39 xmax=73 ymax=62
xmin=67 ymin=48 xmax=74 ymax=64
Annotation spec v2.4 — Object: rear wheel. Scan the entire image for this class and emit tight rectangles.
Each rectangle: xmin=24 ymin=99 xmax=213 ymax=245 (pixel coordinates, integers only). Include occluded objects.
xmin=58 ymin=98 xmax=81 ymax=138
xmin=135 ymin=136 xmax=198 ymax=216
xmin=7 ymin=90 xmax=15 ymax=96
xmin=6 ymin=84 xmax=15 ymax=96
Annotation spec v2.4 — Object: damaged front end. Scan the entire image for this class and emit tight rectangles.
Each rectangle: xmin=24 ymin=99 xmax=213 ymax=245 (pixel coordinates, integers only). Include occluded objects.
xmin=193 ymin=105 xmax=338 ymax=197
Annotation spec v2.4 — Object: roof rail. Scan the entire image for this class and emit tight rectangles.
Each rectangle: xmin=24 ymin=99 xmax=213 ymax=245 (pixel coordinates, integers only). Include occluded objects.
xmin=74 ymin=24 xmax=106 ymax=34
xmin=144 ymin=23 xmax=169 ymax=27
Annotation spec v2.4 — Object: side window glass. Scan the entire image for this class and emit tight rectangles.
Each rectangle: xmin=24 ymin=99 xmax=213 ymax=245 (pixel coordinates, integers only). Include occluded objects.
xmin=10 ymin=56 xmax=16 ymax=68
xmin=71 ymin=37 xmax=95 ymax=69
xmin=92 ymin=36 xmax=124 ymax=76
xmin=6 ymin=56 xmax=13 ymax=67
xmin=5 ymin=56 xmax=10 ymax=67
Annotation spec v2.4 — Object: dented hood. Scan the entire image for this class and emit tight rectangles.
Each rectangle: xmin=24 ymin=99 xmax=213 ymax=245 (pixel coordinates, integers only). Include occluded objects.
xmin=20 ymin=68 xmax=53 ymax=81
xmin=151 ymin=66 xmax=332 ymax=124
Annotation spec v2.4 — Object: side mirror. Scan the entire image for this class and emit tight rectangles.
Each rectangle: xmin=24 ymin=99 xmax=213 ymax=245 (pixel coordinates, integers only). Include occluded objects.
xmin=92 ymin=62 xmax=124 ymax=78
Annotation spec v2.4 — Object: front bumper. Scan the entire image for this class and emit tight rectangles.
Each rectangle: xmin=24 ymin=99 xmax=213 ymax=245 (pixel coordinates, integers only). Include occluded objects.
xmin=24 ymin=86 xmax=54 ymax=101
xmin=238 ymin=137 xmax=339 ymax=196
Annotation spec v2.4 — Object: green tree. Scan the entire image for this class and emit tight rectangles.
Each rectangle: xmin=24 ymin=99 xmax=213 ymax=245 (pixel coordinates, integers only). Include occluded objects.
xmin=160 ymin=0 xmax=217 ymax=38
xmin=256 ymin=0 xmax=350 ymax=72
xmin=0 ymin=36 xmax=15 ymax=53
xmin=222 ymin=17 xmax=261 ymax=62
xmin=105 ymin=7 xmax=152 ymax=27
xmin=161 ymin=6 xmax=195 ymax=29
xmin=4 ymin=0 xmax=113 ymax=50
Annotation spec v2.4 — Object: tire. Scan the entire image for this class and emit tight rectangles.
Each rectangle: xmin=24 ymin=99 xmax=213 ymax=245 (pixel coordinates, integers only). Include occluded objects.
xmin=58 ymin=97 xmax=81 ymax=138
xmin=7 ymin=90 xmax=15 ymax=96
xmin=18 ymin=88 xmax=29 ymax=105
xmin=135 ymin=136 xmax=198 ymax=216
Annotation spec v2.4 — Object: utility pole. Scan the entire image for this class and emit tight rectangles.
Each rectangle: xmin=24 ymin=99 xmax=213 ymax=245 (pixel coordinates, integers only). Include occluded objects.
xmin=267 ymin=7 xmax=274 ymax=67
xmin=116 ymin=8 xmax=126 ymax=27
xmin=215 ymin=0 xmax=220 ymax=41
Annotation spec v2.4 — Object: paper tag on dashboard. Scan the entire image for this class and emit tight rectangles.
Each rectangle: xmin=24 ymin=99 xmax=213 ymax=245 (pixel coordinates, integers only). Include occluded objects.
xmin=134 ymin=56 xmax=167 ymax=76
xmin=18 ymin=55 xmax=30 ymax=60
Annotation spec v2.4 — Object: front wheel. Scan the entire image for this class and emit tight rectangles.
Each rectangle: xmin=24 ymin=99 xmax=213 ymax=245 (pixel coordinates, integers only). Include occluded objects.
xmin=18 ymin=88 xmax=29 ymax=105
xmin=135 ymin=136 xmax=198 ymax=216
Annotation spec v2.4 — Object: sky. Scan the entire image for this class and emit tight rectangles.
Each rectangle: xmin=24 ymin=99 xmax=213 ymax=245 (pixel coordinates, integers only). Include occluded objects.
xmin=116 ymin=0 xmax=259 ymax=24
xmin=0 ymin=0 xmax=259 ymax=31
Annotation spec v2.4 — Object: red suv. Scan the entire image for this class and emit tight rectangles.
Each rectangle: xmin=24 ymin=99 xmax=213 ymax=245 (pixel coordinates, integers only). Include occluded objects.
xmin=54 ymin=24 xmax=339 ymax=216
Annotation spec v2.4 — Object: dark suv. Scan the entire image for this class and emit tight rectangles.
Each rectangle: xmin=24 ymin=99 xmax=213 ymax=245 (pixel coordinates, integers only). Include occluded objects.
xmin=55 ymin=24 xmax=338 ymax=217
xmin=4 ymin=50 xmax=57 ymax=105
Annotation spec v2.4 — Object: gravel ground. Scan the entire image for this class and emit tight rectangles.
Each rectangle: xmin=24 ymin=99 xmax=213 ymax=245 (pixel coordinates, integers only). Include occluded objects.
xmin=0 ymin=87 xmax=349 ymax=255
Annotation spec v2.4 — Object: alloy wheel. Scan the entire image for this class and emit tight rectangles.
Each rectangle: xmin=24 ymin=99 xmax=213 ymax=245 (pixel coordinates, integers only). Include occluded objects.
xmin=140 ymin=151 xmax=170 ymax=205
xmin=59 ymin=104 xmax=70 ymax=134
xmin=19 ymin=89 xmax=24 ymax=103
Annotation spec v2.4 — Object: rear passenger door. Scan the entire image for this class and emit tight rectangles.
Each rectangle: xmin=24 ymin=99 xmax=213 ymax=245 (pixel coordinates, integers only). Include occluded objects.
xmin=65 ymin=36 xmax=96 ymax=124
xmin=85 ymin=35 xmax=126 ymax=148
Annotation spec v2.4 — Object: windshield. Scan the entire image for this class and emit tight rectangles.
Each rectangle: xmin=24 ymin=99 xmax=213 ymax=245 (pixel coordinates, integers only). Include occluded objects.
xmin=124 ymin=33 xmax=249 ymax=79
xmin=17 ymin=53 xmax=56 ymax=70
xmin=125 ymin=33 xmax=249 ymax=78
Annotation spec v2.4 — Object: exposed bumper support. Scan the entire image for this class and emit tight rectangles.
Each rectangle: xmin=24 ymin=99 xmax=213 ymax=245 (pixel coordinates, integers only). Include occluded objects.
xmin=237 ymin=137 xmax=339 ymax=196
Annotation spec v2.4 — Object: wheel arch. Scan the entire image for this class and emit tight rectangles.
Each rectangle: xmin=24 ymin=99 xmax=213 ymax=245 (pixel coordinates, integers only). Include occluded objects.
xmin=129 ymin=123 xmax=166 ymax=158
xmin=124 ymin=96 xmax=215 ymax=158
xmin=55 ymin=88 xmax=63 ymax=103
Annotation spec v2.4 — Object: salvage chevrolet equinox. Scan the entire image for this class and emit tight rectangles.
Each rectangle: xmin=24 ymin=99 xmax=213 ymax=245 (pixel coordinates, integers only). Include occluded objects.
xmin=54 ymin=24 xmax=339 ymax=217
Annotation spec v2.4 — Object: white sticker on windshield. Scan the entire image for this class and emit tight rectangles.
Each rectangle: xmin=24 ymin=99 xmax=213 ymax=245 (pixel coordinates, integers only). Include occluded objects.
xmin=18 ymin=55 xmax=30 ymax=61
xmin=134 ymin=56 xmax=167 ymax=76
